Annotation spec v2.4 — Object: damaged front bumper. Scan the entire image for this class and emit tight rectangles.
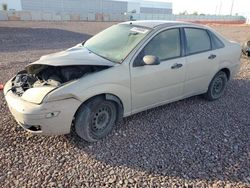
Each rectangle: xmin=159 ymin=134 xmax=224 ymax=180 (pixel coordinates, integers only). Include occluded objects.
xmin=4 ymin=79 xmax=82 ymax=135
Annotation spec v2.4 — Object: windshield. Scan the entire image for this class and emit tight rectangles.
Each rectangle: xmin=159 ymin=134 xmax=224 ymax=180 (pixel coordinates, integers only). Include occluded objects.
xmin=84 ymin=24 xmax=151 ymax=63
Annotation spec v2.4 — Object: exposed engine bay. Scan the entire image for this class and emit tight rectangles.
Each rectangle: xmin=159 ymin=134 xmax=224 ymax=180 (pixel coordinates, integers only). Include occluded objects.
xmin=11 ymin=65 xmax=109 ymax=96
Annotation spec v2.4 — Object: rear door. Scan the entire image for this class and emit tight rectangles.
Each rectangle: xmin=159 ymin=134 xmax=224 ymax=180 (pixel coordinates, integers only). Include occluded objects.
xmin=183 ymin=27 xmax=219 ymax=97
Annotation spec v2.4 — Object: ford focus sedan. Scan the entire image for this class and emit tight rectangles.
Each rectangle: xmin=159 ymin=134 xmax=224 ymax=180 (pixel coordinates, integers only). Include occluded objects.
xmin=4 ymin=21 xmax=241 ymax=142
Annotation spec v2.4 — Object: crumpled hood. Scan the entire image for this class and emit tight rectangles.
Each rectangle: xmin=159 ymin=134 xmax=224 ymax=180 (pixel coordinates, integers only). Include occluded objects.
xmin=27 ymin=44 xmax=115 ymax=68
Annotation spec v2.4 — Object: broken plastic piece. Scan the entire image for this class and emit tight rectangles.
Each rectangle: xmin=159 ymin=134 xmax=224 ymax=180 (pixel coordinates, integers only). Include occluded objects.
xmin=242 ymin=40 xmax=250 ymax=57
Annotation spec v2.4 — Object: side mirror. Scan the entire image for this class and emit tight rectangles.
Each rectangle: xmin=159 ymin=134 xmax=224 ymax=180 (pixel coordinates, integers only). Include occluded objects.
xmin=143 ymin=55 xmax=160 ymax=65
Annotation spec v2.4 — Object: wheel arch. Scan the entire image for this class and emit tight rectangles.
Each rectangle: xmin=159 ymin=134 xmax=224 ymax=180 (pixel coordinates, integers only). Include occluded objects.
xmin=219 ymin=67 xmax=231 ymax=80
xmin=72 ymin=93 xmax=124 ymax=127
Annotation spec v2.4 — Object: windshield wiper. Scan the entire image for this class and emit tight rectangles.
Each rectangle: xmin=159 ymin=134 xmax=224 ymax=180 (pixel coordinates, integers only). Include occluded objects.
xmin=128 ymin=32 xmax=139 ymax=36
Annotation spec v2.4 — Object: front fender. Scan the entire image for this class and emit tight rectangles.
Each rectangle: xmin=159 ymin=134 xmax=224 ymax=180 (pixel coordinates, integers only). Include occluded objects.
xmin=44 ymin=63 xmax=131 ymax=116
xmin=77 ymin=84 xmax=131 ymax=117
xmin=45 ymin=83 xmax=131 ymax=117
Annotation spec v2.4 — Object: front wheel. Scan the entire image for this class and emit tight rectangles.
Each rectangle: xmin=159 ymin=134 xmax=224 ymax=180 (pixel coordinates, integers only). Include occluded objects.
xmin=204 ymin=71 xmax=228 ymax=101
xmin=74 ymin=97 xmax=117 ymax=142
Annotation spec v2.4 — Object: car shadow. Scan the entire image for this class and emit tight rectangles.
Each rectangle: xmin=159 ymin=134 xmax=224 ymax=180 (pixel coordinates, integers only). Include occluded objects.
xmin=67 ymin=79 xmax=250 ymax=184
xmin=0 ymin=27 xmax=92 ymax=53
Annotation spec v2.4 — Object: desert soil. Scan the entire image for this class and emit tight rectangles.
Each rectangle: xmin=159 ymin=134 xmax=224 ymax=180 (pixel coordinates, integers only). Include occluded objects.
xmin=0 ymin=21 xmax=249 ymax=187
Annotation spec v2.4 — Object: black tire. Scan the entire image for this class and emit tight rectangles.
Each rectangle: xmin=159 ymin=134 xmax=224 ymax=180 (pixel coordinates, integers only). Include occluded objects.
xmin=74 ymin=96 xmax=117 ymax=142
xmin=204 ymin=71 xmax=228 ymax=101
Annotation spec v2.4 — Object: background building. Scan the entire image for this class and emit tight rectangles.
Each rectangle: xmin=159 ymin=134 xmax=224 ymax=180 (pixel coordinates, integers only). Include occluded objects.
xmin=0 ymin=0 xmax=22 ymax=10
xmin=139 ymin=0 xmax=172 ymax=14
xmin=0 ymin=0 xmax=172 ymax=15
xmin=0 ymin=0 xmax=246 ymax=23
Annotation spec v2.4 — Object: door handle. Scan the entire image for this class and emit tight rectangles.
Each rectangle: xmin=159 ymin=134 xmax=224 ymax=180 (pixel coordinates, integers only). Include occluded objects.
xmin=171 ymin=63 xmax=183 ymax=69
xmin=208 ymin=54 xmax=216 ymax=59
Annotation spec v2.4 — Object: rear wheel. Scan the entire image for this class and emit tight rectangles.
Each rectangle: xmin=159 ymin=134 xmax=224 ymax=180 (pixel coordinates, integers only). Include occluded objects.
xmin=204 ymin=71 xmax=228 ymax=101
xmin=75 ymin=96 xmax=117 ymax=142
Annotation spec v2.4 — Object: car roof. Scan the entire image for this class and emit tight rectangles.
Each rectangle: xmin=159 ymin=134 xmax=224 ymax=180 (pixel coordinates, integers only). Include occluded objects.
xmin=121 ymin=20 xmax=205 ymax=29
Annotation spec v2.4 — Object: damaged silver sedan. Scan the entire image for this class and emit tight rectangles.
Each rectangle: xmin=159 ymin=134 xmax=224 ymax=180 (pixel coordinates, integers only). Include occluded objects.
xmin=4 ymin=21 xmax=241 ymax=142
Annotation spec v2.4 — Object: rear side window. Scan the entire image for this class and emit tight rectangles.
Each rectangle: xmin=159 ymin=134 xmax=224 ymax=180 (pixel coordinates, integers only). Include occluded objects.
xmin=184 ymin=28 xmax=211 ymax=55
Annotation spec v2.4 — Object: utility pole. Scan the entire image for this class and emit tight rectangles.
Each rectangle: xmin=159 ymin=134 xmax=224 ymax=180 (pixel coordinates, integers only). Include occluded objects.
xmin=230 ymin=0 xmax=235 ymax=15
xmin=218 ymin=1 xmax=222 ymax=15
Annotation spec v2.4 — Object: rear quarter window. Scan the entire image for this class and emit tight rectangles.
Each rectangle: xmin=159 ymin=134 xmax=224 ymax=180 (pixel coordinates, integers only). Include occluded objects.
xmin=208 ymin=31 xmax=225 ymax=49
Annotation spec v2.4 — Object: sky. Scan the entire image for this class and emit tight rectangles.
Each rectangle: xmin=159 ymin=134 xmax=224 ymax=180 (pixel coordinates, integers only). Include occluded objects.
xmin=151 ymin=0 xmax=250 ymax=18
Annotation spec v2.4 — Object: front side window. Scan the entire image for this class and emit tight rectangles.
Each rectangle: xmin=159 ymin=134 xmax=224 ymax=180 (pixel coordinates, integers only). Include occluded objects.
xmin=142 ymin=28 xmax=181 ymax=60
xmin=185 ymin=28 xmax=211 ymax=54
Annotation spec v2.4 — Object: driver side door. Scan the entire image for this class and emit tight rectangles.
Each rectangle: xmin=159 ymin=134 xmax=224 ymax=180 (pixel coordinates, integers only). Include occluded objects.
xmin=130 ymin=28 xmax=186 ymax=113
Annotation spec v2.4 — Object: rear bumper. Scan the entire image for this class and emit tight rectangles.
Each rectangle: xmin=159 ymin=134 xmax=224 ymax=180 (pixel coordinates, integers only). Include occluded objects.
xmin=4 ymin=80 xmax=82 ymax=135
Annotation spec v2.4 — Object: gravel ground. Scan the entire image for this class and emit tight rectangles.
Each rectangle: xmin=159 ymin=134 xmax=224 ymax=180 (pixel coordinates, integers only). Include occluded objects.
xmin=0 ymin=21 xmax=249 ymax=187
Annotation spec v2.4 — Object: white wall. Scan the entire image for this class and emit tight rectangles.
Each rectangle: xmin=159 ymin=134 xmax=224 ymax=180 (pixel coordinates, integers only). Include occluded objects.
xmin=141 ymin=0 xmax=172 ymax=9
xmin=113 ymin=0 xmax=172 ymax=13
xmin=0 ymin=0 xmax=22 ymax=10
xmin=127 ymin=2 xmax=140 ymax=14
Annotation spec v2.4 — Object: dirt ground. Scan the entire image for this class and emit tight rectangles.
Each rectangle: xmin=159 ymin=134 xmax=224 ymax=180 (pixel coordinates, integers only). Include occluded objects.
xmin=0 ymin=21 xmax=249 ymax=187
